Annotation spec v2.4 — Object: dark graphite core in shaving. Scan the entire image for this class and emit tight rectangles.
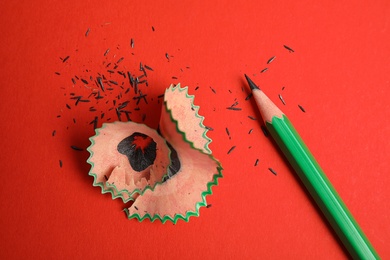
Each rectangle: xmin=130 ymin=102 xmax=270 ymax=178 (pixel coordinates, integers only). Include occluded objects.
xmin=117 ymin=132 xmax=157 ymax=172
xmin=164 ymin=141 xmax=181 ymax=181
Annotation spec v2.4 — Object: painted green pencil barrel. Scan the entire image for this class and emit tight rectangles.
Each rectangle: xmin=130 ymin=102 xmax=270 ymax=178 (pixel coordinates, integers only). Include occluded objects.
xmin=266 ymin=115 xmax=379 ymax=259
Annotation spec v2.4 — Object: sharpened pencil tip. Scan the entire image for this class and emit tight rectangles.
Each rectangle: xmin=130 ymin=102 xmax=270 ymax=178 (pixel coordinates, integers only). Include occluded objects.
xmin=244 ymin=74 xmax=260 ymax=90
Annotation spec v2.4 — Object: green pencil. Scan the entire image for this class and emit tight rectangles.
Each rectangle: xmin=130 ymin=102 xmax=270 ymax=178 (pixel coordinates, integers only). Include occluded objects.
xmin=245 ymin=74 xmax=379 ymax=259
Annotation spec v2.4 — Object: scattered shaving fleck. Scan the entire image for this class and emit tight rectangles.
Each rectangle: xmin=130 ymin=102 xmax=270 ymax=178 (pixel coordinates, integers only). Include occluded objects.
xmin=268 ymin=168 xmax=277 ymax=175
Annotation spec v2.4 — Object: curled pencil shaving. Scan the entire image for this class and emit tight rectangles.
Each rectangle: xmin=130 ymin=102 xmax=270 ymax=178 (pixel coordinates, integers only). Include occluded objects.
xmin=87 ymin=84 xmax=222 ymax=223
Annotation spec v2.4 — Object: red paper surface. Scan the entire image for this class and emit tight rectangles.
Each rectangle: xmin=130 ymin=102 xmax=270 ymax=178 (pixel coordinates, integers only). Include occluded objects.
xmin=1 ymin=0 xmax=389 ymax=259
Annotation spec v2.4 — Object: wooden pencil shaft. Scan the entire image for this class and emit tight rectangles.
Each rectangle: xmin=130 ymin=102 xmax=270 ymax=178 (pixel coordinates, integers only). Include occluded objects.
xmin=245 ymin=75 xmax=379 ymax=258
xmin=266 ymin=115 xmax=379 ymax=259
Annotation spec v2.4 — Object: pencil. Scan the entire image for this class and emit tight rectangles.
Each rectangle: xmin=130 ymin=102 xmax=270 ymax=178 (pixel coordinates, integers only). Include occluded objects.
xmin=244 ymin=74 xmax=379 ymax=259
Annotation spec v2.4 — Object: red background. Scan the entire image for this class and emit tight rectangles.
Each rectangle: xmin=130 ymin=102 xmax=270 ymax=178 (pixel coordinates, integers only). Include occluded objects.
xmin=1 ymin=0 xmax=389 ymax=259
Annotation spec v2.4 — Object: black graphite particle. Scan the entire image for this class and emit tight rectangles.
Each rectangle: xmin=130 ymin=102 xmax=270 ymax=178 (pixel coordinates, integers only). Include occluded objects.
xmin=225 ymin=127 xmax=230 ymax=139
xmin=62 ymin=56 xmax=70 ymax=63
xmin=267 ymin=56 xmax=276 ymax=64
xmin=227 ymin=146 xmax=236 ymax=154
xmin=268 ymin=168 xmax=277 ymax=175
xmin=283 ymin=45 xmax=295 ymax=53
xmin=144 ymin=65 xmax=154 ymax=71
xmin=226 ymin=107 xmax=242 ymax=111
xmin=71 ymin=146 xmax=83 ymax=151
xmin=278 ymin=94 xmax=286 ymax=105
xmin=89 ymin=116 xmax=98 ymax=130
